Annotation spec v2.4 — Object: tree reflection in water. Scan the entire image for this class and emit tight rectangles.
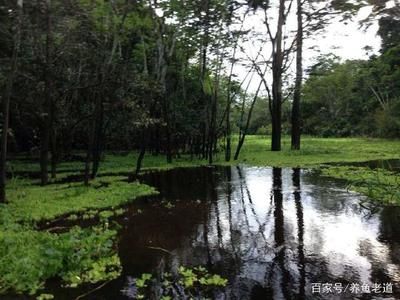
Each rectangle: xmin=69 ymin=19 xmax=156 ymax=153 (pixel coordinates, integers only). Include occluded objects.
xmin=52 ymin=166 xmax=400 ymax=299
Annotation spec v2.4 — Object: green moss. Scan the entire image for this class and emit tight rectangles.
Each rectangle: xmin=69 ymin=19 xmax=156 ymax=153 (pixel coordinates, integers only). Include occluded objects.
xmin=321 ymin=166 xmax=400 ymax=204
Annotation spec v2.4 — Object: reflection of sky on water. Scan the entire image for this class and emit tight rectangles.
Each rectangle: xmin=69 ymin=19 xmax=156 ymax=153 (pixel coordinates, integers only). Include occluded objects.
xmin=195 ymin=167 xmax=399 ymax=298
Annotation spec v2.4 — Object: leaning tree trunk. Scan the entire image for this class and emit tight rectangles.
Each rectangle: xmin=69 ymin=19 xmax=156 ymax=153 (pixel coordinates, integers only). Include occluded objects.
xmin=234 ymin=81 xmax=262 ymax=160
xmin=0 ymin=0 xmax=23 ymax=202
xmin=291 ymin=0 xmax=303 ymax=150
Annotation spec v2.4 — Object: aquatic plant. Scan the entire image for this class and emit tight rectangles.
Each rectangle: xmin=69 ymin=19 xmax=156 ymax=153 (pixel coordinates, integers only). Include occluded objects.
xmin=0 ymin=176 xmax=156 ymax=296
xmin=128 ymin=266 xmax=228 ymax=299
xmin=321 ymin=166 xmax=400 ymax=205
xmin=0 ymin=226 xmax=121 ymax=295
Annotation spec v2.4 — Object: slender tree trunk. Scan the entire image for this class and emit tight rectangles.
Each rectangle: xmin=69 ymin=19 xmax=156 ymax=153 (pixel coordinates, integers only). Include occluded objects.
xmin=292 ymin=168 xmax=305 ymax=298
xmin=84 ymin=150 xmax=91 ymax=186
xmin=134 ymin=130 xmax=147 ymax=179
xmin=291 ymin=0 xmax=303 ymax=150
xmin=271 ymin=106 xmax=282 ymax=151
xmin=225 ymin=109 xmax=231 ymax=161
xmin=271 ymin=0 xmax=285 ymax=152
xmin=91 ymin=100 xmax=103 ymax=178
xmin=40 ymin=0 xmax=52 ymax=186
xmin=208 ymin=53 xmax=223 ymax=165
xmin=0 ymin=0 xmax=23 ymax=202
xmin=224 ymin=17 xmax=246 ymax=162
xmin=50 ymin=128 xmax=57 ymax=179
xmin=85 ymin=6 xmax=124 ymax=182
xmin=202 ymin=123 xmax=207 ymax=159
xmin=40 ymin=124 xmax=49 ymax=185
xmin=84 ymin=94 xmax=99 ymax=186
xmin=164 ymin=104 xmax=173 ymax=164
xmin=208 ymin=94 xmax=217 ymax=165
xmin=154 ymin=17 xmax=175 ymax=164
xmin=50 ymin=83 xmax=57 ymax=179
xmin=201 ymin=0 xmax=210 ymax=162
xmin=225 ymin=62 xmax=234 ymax=162
xmin=273 ymin=167 xmax=290 ymax=298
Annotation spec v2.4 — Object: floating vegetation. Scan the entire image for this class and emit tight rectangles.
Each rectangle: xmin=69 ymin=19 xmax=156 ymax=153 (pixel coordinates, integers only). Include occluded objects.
xmin=161 ymin=200 xmax=175 ymax=209
xmin=121 ymin=266 xmax=228 ymax=299
xmin=0 ymin=177 xmax=156 ymax=296
xmin=321 ymin=166 xmax=400 ymax=205
xmin=36 ymin=293 xmax=54 ymax=300
xmin=0 ymin=226 xmax=121 ymax=295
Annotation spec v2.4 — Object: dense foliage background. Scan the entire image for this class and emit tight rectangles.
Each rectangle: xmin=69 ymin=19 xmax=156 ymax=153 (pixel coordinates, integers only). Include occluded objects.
xmin=0 ymin=0 xmax=399 ymax=190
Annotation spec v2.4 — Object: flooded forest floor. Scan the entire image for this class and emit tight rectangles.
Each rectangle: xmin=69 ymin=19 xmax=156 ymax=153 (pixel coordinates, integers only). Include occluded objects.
xmin=1 ymin=136 xmax=400 ymax=299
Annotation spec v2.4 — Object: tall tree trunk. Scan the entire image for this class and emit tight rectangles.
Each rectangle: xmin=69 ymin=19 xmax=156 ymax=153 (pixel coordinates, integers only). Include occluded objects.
xmin=133 ymin=130 xmax=147 ymax=179
xmin=0 ymin=0 xmax=23 ymax=202
xmin=154 ymin=16 xmax=175 ymax=164
xmin=50 ymin=127 xmax=57 ymax=179
xmin=163 ymin=98 xmax=173 ymax=163
xmin=91 ymin=100 xmax=103 ymax=178
xmin=40 ymin=0 xmax=52 ymax=186
xmin=40 ymin=123 xmax=50 ymax=186
xmin=225 ymin=106 xmax=231 ymax=161
xmin=272 ymin=167 xmax=290 ymax=298
xmin=201 ymin=0 xmax=210 ymax=162
xmin=271 ymin=0 xmax=285 ymax=152
xmin=208 ymin=94 xmax=217 ymax=165
xmin=208 ymin=52 xmax=223 ymax=165
xmin=85 ymin=5 xmax=125 ymax=183
xmin=291 ymin=0 xmax=303 ymax=150
xmin=225 ymin=55 xmax=235 ymax=162
xmin=84 ymin=93 xmax=99 ymax=186
xmin=292 ymin=168 xmax=305 ymax=298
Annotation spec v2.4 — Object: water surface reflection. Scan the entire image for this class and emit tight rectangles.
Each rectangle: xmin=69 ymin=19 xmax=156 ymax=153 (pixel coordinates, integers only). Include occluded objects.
xmin=57 ymin=166 xmax=400 ymax=299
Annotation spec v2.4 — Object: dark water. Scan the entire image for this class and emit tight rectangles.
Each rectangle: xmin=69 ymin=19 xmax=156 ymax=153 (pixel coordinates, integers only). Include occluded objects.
xmin=28 ymin=166 xmax=400 ymax=299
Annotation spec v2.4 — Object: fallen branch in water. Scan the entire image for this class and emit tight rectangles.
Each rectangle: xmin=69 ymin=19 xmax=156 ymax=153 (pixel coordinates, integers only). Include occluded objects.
xmin=75 ymin=280 xmax=112 ymax=300
xmin=45 ymin=226 xmax=69 ymax=232
xmin=147 ymin=246 xmax=173 ymax=255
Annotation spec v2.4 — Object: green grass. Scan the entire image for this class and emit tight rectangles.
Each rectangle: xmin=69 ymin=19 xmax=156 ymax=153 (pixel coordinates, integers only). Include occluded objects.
xmin=3 ymin=176 xmax=157 ymax=223
xmin=8 ymin=136 xmax=400 ymax=178
xmin=232 ymin=136 xmax=400 ymax=167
